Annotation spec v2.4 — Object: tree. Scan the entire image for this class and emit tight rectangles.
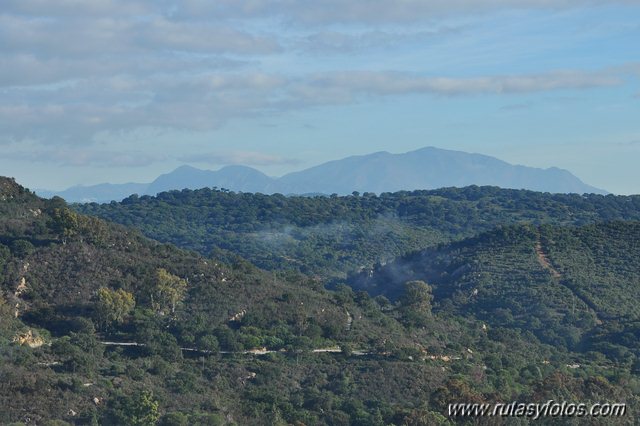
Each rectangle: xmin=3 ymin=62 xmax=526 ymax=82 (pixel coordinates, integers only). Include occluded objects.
xmin=124 ymin=391 xmax=160 ymax=426
xmin=96 ymin=287 xmax=135 ymax=329
xmin=197 ymin=334 xmax=219 ymax=353
xmin=160 ymin=412 xmax=188 ymax=426
xmin=401 ymin=280 xmax=433 ymax=313
xmin=50 ymin=207 xmax=80 ymax=242
xmin=151 ymin=268 xmax=187 ymax=315
xmin=401 ymin=409 xmax=453 ymax=426
xmin=51 ymin=336 xmax=95 ymax=373
xmin=400 ymin=280 xmax=433 ymax=327
xmin=10 ymin=240 xmax=35 ymax=258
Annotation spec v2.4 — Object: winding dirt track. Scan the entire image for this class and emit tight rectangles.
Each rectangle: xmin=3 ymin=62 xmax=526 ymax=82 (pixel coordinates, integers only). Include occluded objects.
xmin=534 ymin=234 xmax=602 ymax=325
xmin=535 ymin=242 xmax=562 ymax=279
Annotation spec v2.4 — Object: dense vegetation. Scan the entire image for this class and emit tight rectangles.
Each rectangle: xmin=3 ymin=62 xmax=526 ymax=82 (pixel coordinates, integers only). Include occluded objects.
xmin=349 ymin=222 xmax=640 ymax=356
xmin=77 ymin=186 xmax=640 ymax=278
xmin=2 ymin=177 xmax=639 ymax=424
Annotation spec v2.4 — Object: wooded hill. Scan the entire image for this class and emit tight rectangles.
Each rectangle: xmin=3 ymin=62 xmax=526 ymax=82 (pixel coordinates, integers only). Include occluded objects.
xmin=77 ymin=186 xmax=640 ymax=278
xmin=349 ymin=222 xmax=640 ymax=362
xmin=1 ymin=177 xmax=638 ymax=424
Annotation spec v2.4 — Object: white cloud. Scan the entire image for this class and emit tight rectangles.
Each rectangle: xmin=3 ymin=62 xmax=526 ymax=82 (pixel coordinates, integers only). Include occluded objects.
xmin=286 ymin=70 xmax=620 ymax=105
xmin=165 ymin=0 xmax=640 ymax=24
xmin=0 ymin=72 xmax=289 ymax=143
xmin=0 ymin=67 xmax=622 ymax=146
xmin=4 ymin=146 xmax=297 ymax=168
xmin=296 ymin=28 xmax=458 ymax=54
xmin=500 ymin=102 xmax=534 ymax=111
xmin=4 ymin=148 xmax=166 ymax=167
xmin=5 ymin=0 xmax=639 ymax=23
xmin=0 ymin=14 xmax=279 ymax=61
xmin=178 ymin=151 xmax=300 ymax=166
xmin=0 ymin=0 xmax=637 ymax=152
xmin=1 ymin=0 xmax=151 ymax=17
xmin=0 ymin=52 xmax=246 ymax=87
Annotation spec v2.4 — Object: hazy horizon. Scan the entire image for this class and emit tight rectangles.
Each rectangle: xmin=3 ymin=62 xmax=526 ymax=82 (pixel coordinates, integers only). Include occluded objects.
xmin=35 ymin=146 xmax=608 ymax=194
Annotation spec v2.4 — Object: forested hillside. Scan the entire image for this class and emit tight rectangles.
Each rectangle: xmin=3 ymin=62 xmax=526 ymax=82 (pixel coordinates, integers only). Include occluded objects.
xmin=2 ymin=177 xmax=639 ymax=424
xmin=349 ymin=222 xmax=640 ymax=365
xmin=77 ymin=186 xmax=640 ymax=278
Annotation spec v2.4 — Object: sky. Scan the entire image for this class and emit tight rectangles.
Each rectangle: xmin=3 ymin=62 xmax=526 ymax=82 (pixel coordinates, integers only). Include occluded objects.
xmin=1 ymin=0 xmax=639 ymax=194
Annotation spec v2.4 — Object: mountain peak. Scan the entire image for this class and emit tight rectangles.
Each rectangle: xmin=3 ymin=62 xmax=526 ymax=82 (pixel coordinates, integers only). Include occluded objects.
xmin=218 ymin=164 xmax=269 ymax=175
xmin=38 ymin=147 xmax=608 ymax=202
xmin=173 ymin=164 xmax=200 ymax=172
xmin=146 ymin=164 xmax=273 ymax=196
xmin=275 ymin=146 xmax=607 ymax=195
xmin=220 ymin=164 xmax=257 ymax=170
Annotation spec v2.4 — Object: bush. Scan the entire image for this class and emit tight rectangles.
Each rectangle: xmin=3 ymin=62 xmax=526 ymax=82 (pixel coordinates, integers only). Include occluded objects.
xmin=160 ymin=412 xmax=189 ymax=426
xmin=10 ymin=239 xmax=35 ymax=258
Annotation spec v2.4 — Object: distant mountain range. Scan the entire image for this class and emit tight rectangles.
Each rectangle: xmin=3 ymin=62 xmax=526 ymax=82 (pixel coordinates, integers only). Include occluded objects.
xmin=37 ymin=147 xmax=607 ymax=202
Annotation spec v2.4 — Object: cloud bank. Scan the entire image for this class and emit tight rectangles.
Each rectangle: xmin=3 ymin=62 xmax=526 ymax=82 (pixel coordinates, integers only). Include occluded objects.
xmin=1 ymin=0 xmax=638 ymax=158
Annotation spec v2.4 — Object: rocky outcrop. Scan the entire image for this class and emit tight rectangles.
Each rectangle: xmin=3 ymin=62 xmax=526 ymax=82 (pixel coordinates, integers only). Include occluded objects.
xmin=13 ymin=329 xmax=45 ymax=348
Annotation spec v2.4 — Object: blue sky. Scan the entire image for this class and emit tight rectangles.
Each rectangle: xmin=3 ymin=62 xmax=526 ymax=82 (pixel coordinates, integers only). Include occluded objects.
xmin=1 ymin=1 xmax=639 ymax=194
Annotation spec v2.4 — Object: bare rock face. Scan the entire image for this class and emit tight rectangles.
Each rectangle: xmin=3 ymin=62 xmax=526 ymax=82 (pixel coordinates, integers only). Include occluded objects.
xmin=15 ymin=276 xmax=28 ymax=297
xmin=13 ymin=329 xmax=45 ymax=348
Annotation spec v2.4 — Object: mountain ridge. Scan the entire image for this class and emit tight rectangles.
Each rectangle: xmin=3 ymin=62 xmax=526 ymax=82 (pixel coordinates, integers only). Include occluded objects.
xmin=38 ymin=146 xmax=607 ymax=202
